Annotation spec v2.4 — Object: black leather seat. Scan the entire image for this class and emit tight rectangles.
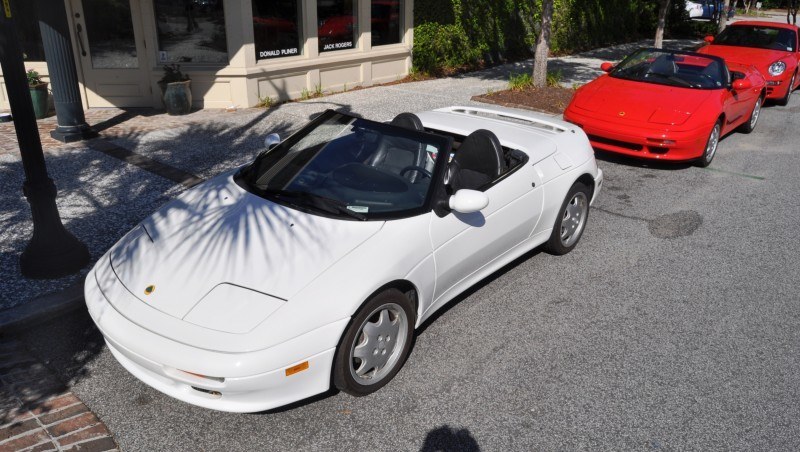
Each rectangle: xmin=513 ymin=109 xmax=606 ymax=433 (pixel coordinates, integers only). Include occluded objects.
xmin=647 ymin=54 xmax=677 ymax=77
xmin=448 ymin=129 xmax=506 ymax=191
xmin=390 ymin=112 xmax=424 ymax=131
xmin=369 ymin=113 xmax=426 ymax=180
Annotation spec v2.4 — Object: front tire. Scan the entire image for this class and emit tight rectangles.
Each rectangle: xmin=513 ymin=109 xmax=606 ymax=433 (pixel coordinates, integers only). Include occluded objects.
xmin=543 ymin=182 xmax=591 ymax=255
xmin=696 ymin=121 xmax=721 ymax=168
xmin=333 ymin=289 xmax=415 ymax=397
xmin=776 ymin=72 xmax=796 ymax=107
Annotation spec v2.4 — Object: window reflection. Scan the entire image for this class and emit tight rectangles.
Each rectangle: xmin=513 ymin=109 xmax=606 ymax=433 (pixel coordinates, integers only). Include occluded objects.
xmin=154 ymin=0 xmax=228 ymax=64
xmin=371 ymin=0 xmax=402 ymax=46
xmin=83 ymin=0 xmax=138 ymax=69
xmin=318 ymin=0 xmax=358 ymax=53
xmin=252 ymin=0 xmax=302 ymax=60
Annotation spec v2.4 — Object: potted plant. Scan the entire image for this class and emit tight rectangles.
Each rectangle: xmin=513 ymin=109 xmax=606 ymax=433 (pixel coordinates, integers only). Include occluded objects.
xmin=158 ymin=64 xmax=192 ymax=115
xmin=27 ymin=69 xmax=49 ymax=119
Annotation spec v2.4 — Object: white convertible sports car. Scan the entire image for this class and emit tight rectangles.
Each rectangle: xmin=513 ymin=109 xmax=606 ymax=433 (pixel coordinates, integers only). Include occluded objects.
xmin=85 ymin=106 xmax=603 ymax=413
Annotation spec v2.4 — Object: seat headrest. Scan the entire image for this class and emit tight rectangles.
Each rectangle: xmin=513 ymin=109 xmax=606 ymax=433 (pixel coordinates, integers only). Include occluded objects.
xmin=390 ymin=112 xmax=424 ymax=131
xmin=454 ymin=129 xmax=506 ymax=178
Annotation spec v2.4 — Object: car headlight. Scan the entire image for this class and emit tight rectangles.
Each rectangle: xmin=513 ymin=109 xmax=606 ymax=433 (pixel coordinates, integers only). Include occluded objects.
xmin=769 ymin=61 xmax=787 ymax=77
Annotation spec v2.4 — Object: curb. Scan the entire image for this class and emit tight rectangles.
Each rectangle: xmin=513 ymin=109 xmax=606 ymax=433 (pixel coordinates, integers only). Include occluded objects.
xmin=0 ymin=279 xmax=85 ymax=334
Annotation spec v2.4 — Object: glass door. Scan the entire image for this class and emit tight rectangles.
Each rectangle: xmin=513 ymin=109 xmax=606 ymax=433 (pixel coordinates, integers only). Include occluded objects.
xmin=70 ymin=0 xmax=152 ymax=107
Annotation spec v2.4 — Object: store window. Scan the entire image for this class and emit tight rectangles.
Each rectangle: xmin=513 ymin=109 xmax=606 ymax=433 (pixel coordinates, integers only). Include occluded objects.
xmin=83 ymin=0 xmax=138 ymax=69
xmin=153 ymin=0 xmax=228 ymax=64
xmin=252 ymin=0 xmax=302 ymax=60
xmin=318 ymin=0 xmax=358 ymax=53
xmin=371 ymin=0 xmax=402 ymax=46
xmin=11 ymin=0 xmax=45 ymax=61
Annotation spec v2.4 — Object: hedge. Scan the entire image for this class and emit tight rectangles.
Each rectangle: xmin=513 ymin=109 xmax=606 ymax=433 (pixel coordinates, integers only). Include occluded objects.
xmin=413 ymin=0 xmax=702 ymax=74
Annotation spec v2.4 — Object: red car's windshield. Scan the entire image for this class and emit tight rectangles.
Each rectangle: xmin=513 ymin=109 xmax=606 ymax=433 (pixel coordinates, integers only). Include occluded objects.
xmin=610 ymin=49 xmax=726 ymax=89
xmin=713 ymin=25 xmax=797 ymax=52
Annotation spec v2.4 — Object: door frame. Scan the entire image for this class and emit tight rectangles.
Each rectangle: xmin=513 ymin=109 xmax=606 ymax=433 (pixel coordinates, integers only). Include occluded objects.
xmin=66 ymin=0 xmax=155 ymax=108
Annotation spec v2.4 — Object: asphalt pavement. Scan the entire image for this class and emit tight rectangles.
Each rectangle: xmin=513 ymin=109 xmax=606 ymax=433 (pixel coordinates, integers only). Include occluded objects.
xmin=6 ymin=33 xmax=800 ymax=452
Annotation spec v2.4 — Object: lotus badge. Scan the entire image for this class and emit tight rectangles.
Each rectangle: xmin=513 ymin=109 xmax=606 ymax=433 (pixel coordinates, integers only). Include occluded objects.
xmin=144 ymin=285 xmax=155 ymax=296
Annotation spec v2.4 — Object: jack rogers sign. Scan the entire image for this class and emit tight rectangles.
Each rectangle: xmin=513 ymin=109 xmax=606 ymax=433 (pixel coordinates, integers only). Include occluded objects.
xmin=258 ymin=47 xmax=299 ymax=59
xmin=322 ymin=41 xmax=353 ymax=51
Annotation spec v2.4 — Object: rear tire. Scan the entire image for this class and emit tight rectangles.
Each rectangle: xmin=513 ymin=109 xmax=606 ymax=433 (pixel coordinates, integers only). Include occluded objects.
xmin=738 ymin=95 xmax=762 ymax=134
xmin=333 ymin=289 xmax=415 ymax=397
xmin=543 ymin=182 xmax=591 ymax=255
xmin=696 ymin=121 xmax=721 ymax=168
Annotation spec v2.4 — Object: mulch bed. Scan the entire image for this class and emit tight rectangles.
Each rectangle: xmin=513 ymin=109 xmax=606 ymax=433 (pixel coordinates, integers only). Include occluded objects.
xmin=472 ymin=86 xmax=578 ymax=116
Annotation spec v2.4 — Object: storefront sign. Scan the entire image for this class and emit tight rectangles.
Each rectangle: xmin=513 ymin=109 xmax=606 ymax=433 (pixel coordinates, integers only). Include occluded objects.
xmin=322 ymin=41 xmax=353 ymax=51
xmin=258 ymin=47 xmax=299 ymax=59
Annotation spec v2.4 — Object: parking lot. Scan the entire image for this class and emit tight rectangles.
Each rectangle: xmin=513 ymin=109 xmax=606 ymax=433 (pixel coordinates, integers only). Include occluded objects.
xmin=5 ymin=64 xmax=797 ymax=450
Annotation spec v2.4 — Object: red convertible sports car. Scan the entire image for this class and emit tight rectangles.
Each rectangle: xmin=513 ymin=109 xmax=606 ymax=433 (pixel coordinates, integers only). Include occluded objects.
xmin=563 ymin=48 xmax=766 ymax=167
xmin=698 ymin=21 xmax=800 ymax=105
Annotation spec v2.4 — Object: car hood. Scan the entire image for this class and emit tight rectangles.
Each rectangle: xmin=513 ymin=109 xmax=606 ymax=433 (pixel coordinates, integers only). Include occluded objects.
xmin=109 ymin=174 xmax=384 ymax=320
xmin=699 ymin=45 xmax=790 ymax=70
xmin=573 ymin=76 xmax=712 ymax=125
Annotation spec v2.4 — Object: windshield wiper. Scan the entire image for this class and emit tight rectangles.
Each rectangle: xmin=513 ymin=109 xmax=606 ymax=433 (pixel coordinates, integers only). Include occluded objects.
xmin=260 ymin=189 xmax=367 ymax=221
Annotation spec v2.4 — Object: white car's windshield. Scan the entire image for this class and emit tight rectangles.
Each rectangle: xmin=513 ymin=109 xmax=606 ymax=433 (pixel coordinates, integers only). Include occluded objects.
xmin=610 ymin=49 xmax=727 ymax=89
xmin=239 ymin=110 xmax=451 ymax=220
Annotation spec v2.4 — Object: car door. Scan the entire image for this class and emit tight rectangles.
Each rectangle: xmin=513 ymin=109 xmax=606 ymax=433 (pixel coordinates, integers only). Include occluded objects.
xmin=428 ymin=167 xmax=544 ymax=306
xmin=721 ymin=71 xmax=757 ymax=128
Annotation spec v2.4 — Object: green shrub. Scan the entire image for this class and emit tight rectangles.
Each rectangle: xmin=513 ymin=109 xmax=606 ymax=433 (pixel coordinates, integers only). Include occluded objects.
xmin=412 ymin=22 xmax=482 ymax=74
xmin=546 ymin=70 xmax=563 ymax=87
xmin=508 ymin=73 xmax=532 ymax=91
xmin=413 ymin=0 xmax=712 ymax=75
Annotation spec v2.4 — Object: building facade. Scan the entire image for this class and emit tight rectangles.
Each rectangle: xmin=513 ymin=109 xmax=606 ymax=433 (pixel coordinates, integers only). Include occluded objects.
xmin=0 ymin=0 xmax=412 ymax=110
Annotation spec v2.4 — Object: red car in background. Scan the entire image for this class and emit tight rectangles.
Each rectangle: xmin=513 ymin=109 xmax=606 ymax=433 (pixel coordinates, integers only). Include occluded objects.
xmin=698 ymin=21 xmax=800 ymax=105
xmin=564 ymin=48 xmax=765 ymax=167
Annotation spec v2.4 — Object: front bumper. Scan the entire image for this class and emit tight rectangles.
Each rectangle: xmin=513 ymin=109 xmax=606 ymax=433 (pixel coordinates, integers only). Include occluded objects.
xmin=85 ymin=263 xmax=349 ymax=413
xmin=564 ymin=109 xmax=710 ymax=162
xmin=764 ymin=74 xmax=794 ymax=99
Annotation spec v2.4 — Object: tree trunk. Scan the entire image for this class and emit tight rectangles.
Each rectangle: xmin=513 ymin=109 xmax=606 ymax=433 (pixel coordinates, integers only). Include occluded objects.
xmin=718 ymin=0 xmax=731 ymax=33
xmin=654 ymin=0 xmax=671 ymax=49
xmin=532 ymin=0 xmax=555 ymax=88
xmin=744 ymin=0 xmax=752 ymax=15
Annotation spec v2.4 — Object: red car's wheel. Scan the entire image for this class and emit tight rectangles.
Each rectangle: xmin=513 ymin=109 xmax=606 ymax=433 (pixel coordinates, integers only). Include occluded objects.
xmin=738 ymin=95 xmax=763 ymax=134
xmin=777 ymin=71 xmax=796 ymax=106
xmin=696 ymin=121 xmax=721 ymax=168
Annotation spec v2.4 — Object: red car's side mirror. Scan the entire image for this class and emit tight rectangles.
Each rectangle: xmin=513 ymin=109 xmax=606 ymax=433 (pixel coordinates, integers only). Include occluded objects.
xmin=600 ymin=62 xmax=614 ymax=72
xmin=704 ymin=35 xmax=715 ymax=44
xmin=732 ymin=79 xmax=752 ymax=91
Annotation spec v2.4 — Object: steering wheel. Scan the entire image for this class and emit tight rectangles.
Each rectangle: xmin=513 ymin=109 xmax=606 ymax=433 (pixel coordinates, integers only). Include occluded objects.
xmin=400 ymin=165 xmax=433 ymax=180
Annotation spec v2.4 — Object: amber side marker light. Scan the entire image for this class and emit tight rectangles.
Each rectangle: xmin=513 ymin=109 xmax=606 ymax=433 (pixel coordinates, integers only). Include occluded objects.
xmin=285 ymin=361 xmax=309 ymax=376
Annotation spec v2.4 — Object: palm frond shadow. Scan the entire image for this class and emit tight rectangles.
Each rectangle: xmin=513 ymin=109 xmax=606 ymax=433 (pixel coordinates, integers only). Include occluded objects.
xmin=1 ymin=106 xmax=347 ymax=419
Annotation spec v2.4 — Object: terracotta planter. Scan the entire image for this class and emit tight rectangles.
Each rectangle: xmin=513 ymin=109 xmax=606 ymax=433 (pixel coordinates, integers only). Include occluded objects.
xmin=160 ymin=80 xmax=192 ymax=116
xmin=29 ymin=83 xmax=49 ymax=119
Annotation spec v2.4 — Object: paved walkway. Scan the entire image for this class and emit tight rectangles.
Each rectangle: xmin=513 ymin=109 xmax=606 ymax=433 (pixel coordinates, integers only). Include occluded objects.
xmin=0 ymin=338 xmax=118 ymax=451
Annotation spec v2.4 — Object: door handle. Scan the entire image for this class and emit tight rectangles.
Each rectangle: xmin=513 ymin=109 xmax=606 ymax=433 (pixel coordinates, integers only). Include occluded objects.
xmin=75 ymin=23 xmax=87 ymax=57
